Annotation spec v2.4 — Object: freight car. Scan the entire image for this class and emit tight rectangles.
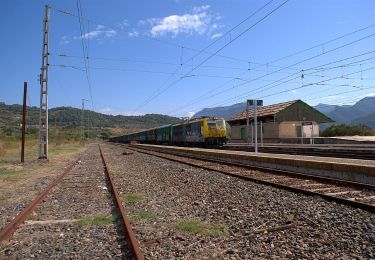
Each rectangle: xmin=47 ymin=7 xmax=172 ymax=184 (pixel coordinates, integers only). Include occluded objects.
xmin=109 ymin=117 xmax=227 ymax=146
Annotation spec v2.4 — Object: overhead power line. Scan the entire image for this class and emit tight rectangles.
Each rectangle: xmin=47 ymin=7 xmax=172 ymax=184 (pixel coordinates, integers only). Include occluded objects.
xmin=76 ymin=0 xmax=95 ymax=111
xmin=133 ymin=0 xmax=290 ymax=111
xmin=167 ymin=46 xmax=375 ymax=116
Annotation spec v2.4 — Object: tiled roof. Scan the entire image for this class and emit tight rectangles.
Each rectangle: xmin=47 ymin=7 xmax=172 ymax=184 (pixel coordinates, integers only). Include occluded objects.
xmin=229 ymin=100 xmax=298 ymax=121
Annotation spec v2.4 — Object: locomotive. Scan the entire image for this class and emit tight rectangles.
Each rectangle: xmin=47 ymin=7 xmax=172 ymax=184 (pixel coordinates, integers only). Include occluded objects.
xmin=109 ymin=117 xmax=227 ymax=146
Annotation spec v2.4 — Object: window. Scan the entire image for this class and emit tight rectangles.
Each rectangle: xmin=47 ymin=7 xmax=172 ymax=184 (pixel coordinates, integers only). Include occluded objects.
xmin=207 ymin=121 xmax=216 ymax=127
xmin=216 ymin=120 xmax=224 ymax=127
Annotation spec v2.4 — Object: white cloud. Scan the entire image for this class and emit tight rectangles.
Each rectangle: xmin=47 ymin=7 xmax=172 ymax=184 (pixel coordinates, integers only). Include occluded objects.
xmin=211 ymin=33 xmax=223 ymax=39
xmin=118 ymin=19 xmax=128 ymax=29
xmin=100 ymin=107 xmax=113 ymax=114
xmin=72 ymin=25 xmax=117 ymax=41
xmin=128 ymin=29 xmax=140 ymax=38
xmin=320 ymin=95 xmax=338 ymax=101
xmin=336 ymin=20 xmax=346 ymax=25
xmin=192 ymin=5 xmax=210 ymax=13
xmin=118 ymin=111 xmax=143 ymax=116
xmin=187 ymin=111 xmax=195 ymax=118
xmin=96 ymin=24 xmax=106 ymax=30
xmin=100 ymin=107 xmax=144 ymax=116
xmin=291 ymin=90 xmax=298 ymax=94
xmin=145 ymin=5 xmax=220 ymax=37
xmin=60 ymin=36 xmax=70 ymax=45
xmin=365 ymin=92 xmax=375 ymax=97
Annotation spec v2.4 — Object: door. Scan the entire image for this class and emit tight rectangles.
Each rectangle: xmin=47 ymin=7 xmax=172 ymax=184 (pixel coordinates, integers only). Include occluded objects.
xmin=240 ymin=127 xmax=246 ymax=140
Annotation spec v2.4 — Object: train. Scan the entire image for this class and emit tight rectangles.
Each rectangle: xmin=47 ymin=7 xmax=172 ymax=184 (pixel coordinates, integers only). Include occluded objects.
xmin=108 ymin=117 xmax=228 ymax=146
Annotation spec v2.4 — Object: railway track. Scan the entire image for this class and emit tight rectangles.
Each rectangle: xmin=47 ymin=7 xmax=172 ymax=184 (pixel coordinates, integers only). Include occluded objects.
xmin=0 ymin=144 xmax=143 ymax=259
xmin=124 ymin=144 xmax=375 ymax=213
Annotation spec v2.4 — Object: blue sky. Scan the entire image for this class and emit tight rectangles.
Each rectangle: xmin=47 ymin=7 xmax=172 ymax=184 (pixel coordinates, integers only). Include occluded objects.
xmin=1 ymin=0 xmax=375 ymax=117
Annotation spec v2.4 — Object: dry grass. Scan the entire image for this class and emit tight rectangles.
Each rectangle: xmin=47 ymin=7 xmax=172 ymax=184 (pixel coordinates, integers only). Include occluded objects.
xmin=0 ymin=139 xmax=80 ymax=165
xmin=0 ymin=139 xmax=37 ymax=165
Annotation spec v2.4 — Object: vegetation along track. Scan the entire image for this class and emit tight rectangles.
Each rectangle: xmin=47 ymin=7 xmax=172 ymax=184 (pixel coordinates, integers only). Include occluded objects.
xmin=124 ymin=144 xmax=375 ymax=213
xmin=1 ymin=144 xmax=143 ymax=259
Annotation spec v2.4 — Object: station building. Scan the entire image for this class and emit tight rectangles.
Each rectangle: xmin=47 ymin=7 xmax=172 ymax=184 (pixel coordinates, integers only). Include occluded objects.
xmin=228 ymin=100 xmax=333 ymax=143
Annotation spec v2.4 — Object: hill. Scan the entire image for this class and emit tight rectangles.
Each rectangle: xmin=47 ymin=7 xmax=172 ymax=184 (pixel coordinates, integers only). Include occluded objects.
xmin=191 ymin=97 xmax=375 ymax=129
xmin=0 ymin=102 xmax=182 ymax=131
xmin=192 ymin=102 xmax=246 ymax=120
xmin=314 ymin=96 xmax=375 ymax=129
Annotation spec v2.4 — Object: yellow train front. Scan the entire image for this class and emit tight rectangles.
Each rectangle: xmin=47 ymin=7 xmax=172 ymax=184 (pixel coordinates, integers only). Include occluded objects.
xmin=171 ymin=117 xmax=227 ymax=146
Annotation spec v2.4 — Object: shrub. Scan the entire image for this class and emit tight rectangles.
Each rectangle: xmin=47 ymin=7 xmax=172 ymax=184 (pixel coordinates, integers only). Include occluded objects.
xmin=321 ymin=124 xmax=374 ymax=137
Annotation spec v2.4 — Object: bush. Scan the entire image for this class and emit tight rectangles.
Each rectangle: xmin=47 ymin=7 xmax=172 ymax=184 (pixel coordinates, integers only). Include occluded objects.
xmin=321 ymin=124 xmax=374 ymax=137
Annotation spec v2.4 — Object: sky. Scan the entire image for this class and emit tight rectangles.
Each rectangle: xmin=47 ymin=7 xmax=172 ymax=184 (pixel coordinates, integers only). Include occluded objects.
xmin=1 ymin=0 xmax=375 ymax=118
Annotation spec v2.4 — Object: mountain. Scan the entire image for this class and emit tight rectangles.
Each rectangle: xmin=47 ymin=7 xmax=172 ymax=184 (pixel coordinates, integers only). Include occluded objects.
xmin=313 ymin=103 xmax=338 ymax=114
xmin=192 ymin=102 xmax=246 ymax=120
xmin=314 ymin=96 xmax=375 ymax=129
xmin=0 ymin=102 xmax=181 ymax=130
xmin=191 ymin=96 xmax=375 ymax=129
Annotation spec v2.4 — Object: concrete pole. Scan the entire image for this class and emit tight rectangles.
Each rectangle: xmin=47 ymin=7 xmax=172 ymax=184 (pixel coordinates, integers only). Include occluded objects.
xmin=254 ymin=101 xmax=258 ymax=153
xmin=260 ymin=121 xmax=263 ymax=147
xmin=246 ymin=100 xmax=249 ymax=144
xmin=81 ymin=99 xmax=85 ymax=145
xmin=250 ymin=123 xmax=253 ymax=145
xmin=21 ymin=82 xmax=27 ymax=163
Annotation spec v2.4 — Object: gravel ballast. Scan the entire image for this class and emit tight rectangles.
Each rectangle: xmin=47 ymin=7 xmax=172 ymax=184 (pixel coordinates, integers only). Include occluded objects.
xmin=102 ymin=143 xmax=375 ymax=259
xmin=1 ymin=144 xmax=132 ymax=259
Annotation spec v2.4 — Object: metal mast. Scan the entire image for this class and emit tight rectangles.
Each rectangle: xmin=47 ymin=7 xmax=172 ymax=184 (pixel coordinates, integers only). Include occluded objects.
xmin=81 ymin=99 xmax=89 ymax=144
xmin=38 ymin=5 xmax=50 ymax=159
xmin=81 ymin=99 xmax=85 ymax=144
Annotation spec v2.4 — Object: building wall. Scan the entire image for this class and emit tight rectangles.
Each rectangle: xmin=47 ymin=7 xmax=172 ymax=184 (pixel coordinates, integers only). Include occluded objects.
xmin=231 ymin=124 xmax=242 ymax=140
xmin=230 ymin=121 xmax=319 ymax=140
xmin=275 ymin=100 xmax=332 ymax=123
xmin=230 ymin=121 xmax=279 ymax=141
xmin=279 ymin=121 xmax=319 ymax=138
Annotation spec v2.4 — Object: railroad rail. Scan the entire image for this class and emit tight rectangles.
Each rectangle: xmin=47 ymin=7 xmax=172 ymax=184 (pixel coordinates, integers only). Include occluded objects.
xmin=0 ymin=156 xmax=82 ymax=242
xmin=123 ymin=144 xmax=375 ymax=213
xmin=0 ymin=145 xmax=144 ymax=260
xmin=98 ymin=145 xmax=144 ymax=260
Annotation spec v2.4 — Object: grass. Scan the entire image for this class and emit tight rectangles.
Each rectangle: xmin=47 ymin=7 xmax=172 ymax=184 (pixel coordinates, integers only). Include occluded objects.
xmin=173 ymin=219 xmax=228 ymax=237
xmin=0 ymin=138 xmax=81 ymax=165
xmin=76 ymin=215 xmax=115 ymax=226
xmin=27 ymin=214 xmax=39 ymax=221
xmin=76 ymin=211 xmax=122 ymax=226
xmin=0 ymin=169 xmax=22 ymax=175
xmin=120 ymin=193 xmax=145 ymax=203
xmin=49 ymin=145 xmax=80 ymax=154
xmin=130 ymin=211 xmax=156 ymax=222
xmin=0 ymin=168 xmax=25 ymax=181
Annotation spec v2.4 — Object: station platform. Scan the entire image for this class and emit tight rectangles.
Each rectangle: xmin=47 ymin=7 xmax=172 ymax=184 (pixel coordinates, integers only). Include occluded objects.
xmin=131 ymin=144 xmax=375 ymax=186
xmin=223 ymin=143 xmax=375 ymax=160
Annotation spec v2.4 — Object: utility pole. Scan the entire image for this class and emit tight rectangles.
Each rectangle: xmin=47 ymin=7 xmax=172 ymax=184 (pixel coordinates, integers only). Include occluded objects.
xmin=81 ymin=99 xmax=89 ymax=144
xmin=38 ymin=5 xmax=50 ymax=159
xmin=21 ymin=82 xmax=27 ymax=163
xmin=246 ymin=101 xmax=249 ymax=144
xmin=254 ymin=101 xmax=258 ymax=153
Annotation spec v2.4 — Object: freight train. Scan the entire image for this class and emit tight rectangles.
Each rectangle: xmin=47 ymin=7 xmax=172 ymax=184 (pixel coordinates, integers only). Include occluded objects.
xmin=108 ymin=117 xmax=227 ymax=146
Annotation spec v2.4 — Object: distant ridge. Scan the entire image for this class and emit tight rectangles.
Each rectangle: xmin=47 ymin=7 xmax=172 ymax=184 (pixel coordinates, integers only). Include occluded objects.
xmin=0 ymin=102 xmax=181 ymax=129
xmin=314 ymin=96 xmax=375 ymax=129
xmin=191 ymin=97 xmax=375 ymax=129
xmin=192 ymin=102 xmax=246 ymax=120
